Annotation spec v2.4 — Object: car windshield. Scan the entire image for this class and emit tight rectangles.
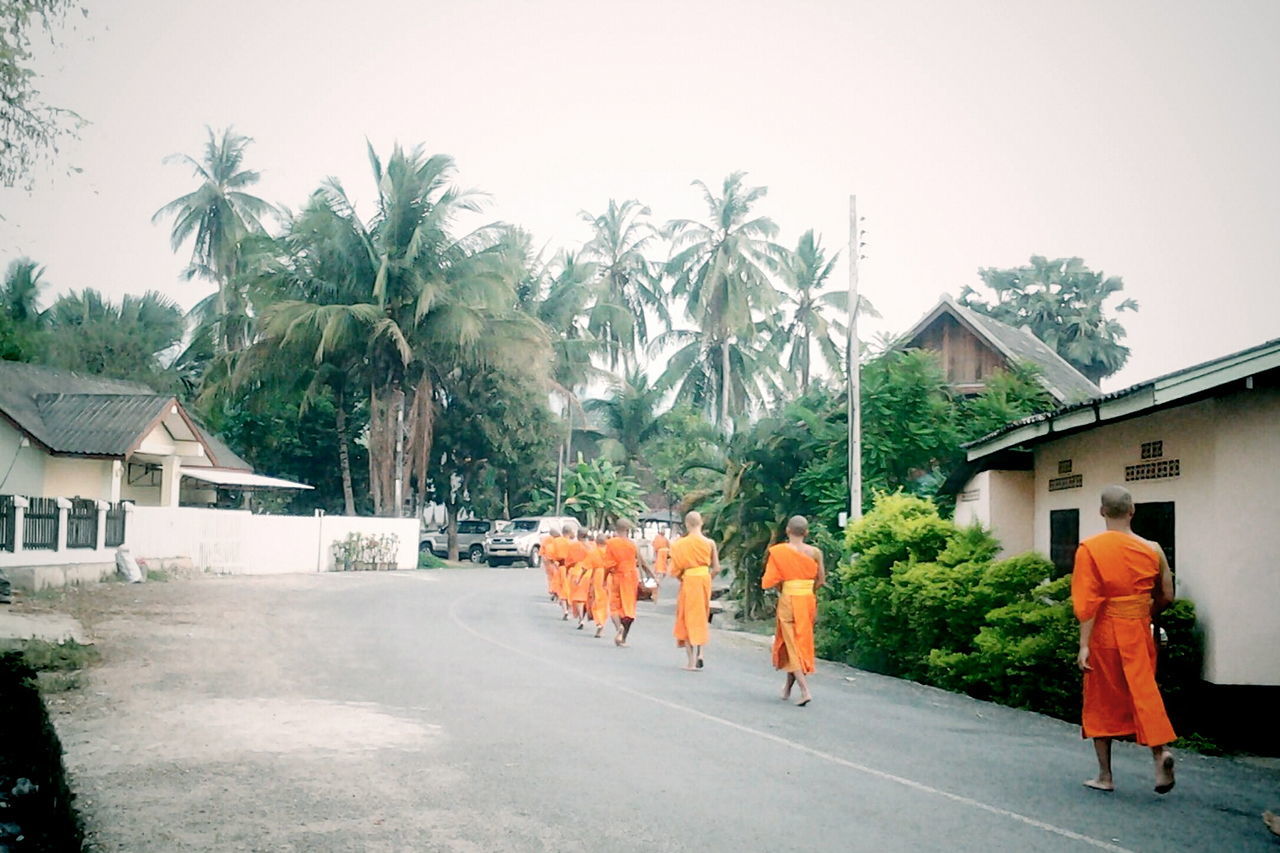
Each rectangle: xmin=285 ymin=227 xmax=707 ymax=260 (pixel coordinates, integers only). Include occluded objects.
xmin=510 ymin=520 xmax=539 ymax=532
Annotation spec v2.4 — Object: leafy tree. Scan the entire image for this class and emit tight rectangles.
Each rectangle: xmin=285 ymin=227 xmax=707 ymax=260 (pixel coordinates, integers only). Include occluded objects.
xmin=580 ymin=199 xmax=667 ymax=370
xmin=0 ymin=0 xmax=84 ymax=188
xmin=583 ymin=368 xmax=665 ymax=478
xmin=41 ymin=288 xmax=184 ymax=386
xmin=153 ymin=127 xmax=275 ymax=353
xmin=959 ymin=255 xmax=1139 ymax=383
xmin=428 ymin=366 xmax=559 ymax=557
xmin=639 ymin=404 xmax=722 ymax=509
xmin=556 ymin=455 xmax=647 ymax=531
xmin=0 ymin=257 xmax=45 ymax=359
xmin=256 ymin=143 xmax=548 ymax=516
xmin=779 ymin=230 xmax=847 ymax=393
xmin=661 ymin=172 xmax=786 ymax=427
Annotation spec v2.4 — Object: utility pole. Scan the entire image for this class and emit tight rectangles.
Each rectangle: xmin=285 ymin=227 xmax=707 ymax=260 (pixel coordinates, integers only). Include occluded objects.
xmin=847 ymin=195 xmax=863 ymax=523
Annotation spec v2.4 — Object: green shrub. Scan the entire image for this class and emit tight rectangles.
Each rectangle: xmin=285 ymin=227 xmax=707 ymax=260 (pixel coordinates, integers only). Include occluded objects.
xmin=823 ymin=491 xmax=1205 ymax=728
xmin=418 ymin=550 xmax=446 ymax=569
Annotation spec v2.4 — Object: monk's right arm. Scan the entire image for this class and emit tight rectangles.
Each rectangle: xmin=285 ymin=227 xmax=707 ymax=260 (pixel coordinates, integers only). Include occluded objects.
xmin=1077 ymin=619 xmax=1095 ymax=672
xmin=814 ymin=548 xmax=826 ymax=589
xmin=761 ymin=554 xmax=780 ymax=589
xmin=1152 ymin=546 xmax=1175 ymax=613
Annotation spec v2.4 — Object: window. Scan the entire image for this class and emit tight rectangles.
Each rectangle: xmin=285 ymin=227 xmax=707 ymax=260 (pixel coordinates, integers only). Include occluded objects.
xmin=1058 ymin=459 xmax=1073 ymax=474
xmin=1049 ymin=474 xmax=1083 ymax=491
xmin=1132 ymin=501 xmax=1176 ymax=573
xmin=458 ymin=521 xmax=482 ymax=535
xmin=1049 ymin=509 xmax=1080 ymax=578
xmin=1125 ymin=459 xmax=1180 ymax=481
xmin=1141 ymin=441 xmax=1164 ymax=460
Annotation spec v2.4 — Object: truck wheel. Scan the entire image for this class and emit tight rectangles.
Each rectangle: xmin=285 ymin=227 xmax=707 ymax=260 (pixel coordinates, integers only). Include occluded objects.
xmin=529 ymin=547 xmax=541 ymax=568
xmin=468 ymin=544 xmax=485 ymax=564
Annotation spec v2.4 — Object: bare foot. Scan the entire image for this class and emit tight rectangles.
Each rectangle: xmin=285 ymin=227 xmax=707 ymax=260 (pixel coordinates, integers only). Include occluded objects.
xmin=614 ymin=630 xmax=624 ymax=646
xmin=1083 ymin=778 xmax=1115 ymax=792
xmin=780 ymin=690 xmax=791 ymax=701
xmin=796 ymin=695 xmax=812 ymax=707
xmin=682 ymin=665 xmax=698 ymax=671
xmin=1154 ymin=750 xmax=1175 ymax=794
xmin=1263 ymin=810 xmax=1280 ymax=837
xmin=594 ymin=627 xmax=603 ymax=638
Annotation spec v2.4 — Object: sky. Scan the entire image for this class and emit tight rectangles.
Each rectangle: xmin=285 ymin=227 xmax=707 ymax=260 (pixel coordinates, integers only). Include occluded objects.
xmin=3 ymin=0 xmax=1279 ymax=391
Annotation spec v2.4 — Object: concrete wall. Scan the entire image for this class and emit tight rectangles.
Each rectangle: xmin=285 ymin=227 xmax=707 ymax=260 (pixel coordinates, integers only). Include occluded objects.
xmin=953 ymin=469 xmax=1035 ymax=557
xmin=0 ymin=419 xmax=46 ymax=496
xmin=42 ymin=455 xmax=112 ymax=501
xmin=128 ymin=507 xmax=419 ymax=575
xmin=974 ymin=386 xmax=1280 ymax=686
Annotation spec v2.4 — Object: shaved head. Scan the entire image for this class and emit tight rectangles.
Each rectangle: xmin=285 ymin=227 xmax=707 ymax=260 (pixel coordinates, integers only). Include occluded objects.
xmin=577 ymin=527 xmax=589 ymax=539
xmin=563 ymin=524 xmax=576 ymax=536
xmin=614 ymin=518 xmax=632 ymax=534
xmin=595 ymin=533 xmax=607 ymax=545
xmin=684 ymin=510 xmax=703 ymax=530
xmin=1100 ymin=486 xmax=1134 ymax=519
xmin=786 ymin=515 xmax=809 ymax=536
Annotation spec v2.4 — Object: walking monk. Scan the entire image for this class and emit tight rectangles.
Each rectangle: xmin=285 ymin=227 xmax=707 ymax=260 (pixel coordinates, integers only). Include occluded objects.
xmin=564 ymin=527 xmax=592 ymax=629
xmin=650 ymin=529 xmax=671 ymax=603
xmin=668 ymin=512 xmax=720 ymax=671
xmin=1073 ymin=485 xmax=1177 ymax=794
xmin=603 ymin=519 xmax=653 ymax=647
xmin=762 ymin=516 xmax=824 ymax=706
xmin=541 ymin=530 xmax=559 ymax=601
xmin=556 ymin=524 xmax=580 ymax=620
xmin=544 ymin=528 xmax=569 ymax=617
xmin=586 ymin=533 xmax=611 ymax=638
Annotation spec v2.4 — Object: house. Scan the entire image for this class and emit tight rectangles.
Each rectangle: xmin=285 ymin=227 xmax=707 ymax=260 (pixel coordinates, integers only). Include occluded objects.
xmin=948 ymin=337 xmax=1280 ymax=739
xmin=896 ymin=294 xmax=1100 ymax=404
xmin=0 ymin=361 xmax=310 ymax=507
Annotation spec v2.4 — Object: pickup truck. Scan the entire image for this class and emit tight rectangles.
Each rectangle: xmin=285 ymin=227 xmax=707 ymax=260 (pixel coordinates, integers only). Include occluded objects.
xmin=420 ymin=519 xmax=496 ymax=562
xmin=483 ymin=516 xmax=579 ymax=567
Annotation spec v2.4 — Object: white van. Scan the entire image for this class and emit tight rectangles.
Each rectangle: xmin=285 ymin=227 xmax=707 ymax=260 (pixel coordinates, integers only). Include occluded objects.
xmin=483 ymin=516 xmax=579 ymax=567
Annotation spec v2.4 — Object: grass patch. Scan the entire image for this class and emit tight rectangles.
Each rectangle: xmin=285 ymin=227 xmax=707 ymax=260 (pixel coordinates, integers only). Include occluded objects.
xmin=418 ymin=550 xmax=446 ymax=569
xmin=146 ymin=568 xmax=171 ymax=582
xmin=1173 ymin=732 xmax=1232 ymax=756
xmin=0 ymin=639 xmax=100 ymax=675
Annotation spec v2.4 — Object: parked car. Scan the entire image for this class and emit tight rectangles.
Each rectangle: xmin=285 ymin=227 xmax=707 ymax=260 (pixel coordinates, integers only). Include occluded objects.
xmin=484 ymin=516 xmax=578 ymax=567
xmin=420 ymin=519 xmax=495 ymax=562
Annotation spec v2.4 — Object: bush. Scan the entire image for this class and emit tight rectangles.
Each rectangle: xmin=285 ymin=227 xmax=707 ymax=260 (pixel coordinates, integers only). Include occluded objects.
xmin=822 ymin=492 xmax=1205 ymax=727
xmin=418 ymin=550 xmax=446 ymax=569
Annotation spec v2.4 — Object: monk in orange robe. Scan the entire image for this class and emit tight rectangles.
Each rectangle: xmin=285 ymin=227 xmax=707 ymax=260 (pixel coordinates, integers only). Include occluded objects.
xmin=603 ymin=519 xmax=653 ymax=647
xmin=761 ymin=515 xmax=824 ymax=706
xmin=556 ymin=525 xmax=579 ymax=620
xmin=586 ymin=534 xmax=611 ymax=638
xmin=564 ymin=527 xmax=592 ymax=628
xmin=649 ymin=529 xmax=671 ymax=603
xmin=669 ymin=512 xmax=720 ymax=671
xmin=541 ymin=532 xmax=558 ymax=600
xmin=1072 ymin=485 xmax=1177 ymax=794
xmin=544 ymin=531 xmax=568 ymax=617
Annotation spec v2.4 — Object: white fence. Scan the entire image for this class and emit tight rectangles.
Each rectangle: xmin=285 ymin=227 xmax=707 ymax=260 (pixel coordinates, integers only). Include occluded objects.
xmin=127 ymin=507 xmax=418 ymax=575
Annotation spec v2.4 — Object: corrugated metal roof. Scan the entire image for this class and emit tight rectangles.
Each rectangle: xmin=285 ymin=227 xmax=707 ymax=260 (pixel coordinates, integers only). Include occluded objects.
xmin=34 ymin=394 xmax=171 ymax=455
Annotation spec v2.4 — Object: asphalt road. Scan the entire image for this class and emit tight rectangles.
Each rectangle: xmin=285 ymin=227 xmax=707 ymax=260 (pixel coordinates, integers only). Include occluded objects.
xmin=52 ymin=569 xmax=1279 ymax=852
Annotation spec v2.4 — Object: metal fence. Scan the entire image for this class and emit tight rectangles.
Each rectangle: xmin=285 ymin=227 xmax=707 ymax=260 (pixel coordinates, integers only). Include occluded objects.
xmin=0 ymin=495 xmax=13 ymax=553
xmin=23 ymin=497 xmax=59 ymax=551
xmin=105 ymin=501 xmax=127 ymax=548
xmin=67 ymin=498 xmax=99 ymax=549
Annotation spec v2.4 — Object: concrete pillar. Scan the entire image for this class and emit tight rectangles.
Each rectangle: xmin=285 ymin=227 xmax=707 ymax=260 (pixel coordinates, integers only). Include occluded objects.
xmin=95 ymin=499 xmax=110 ymax=551
xmin=122 ymin=502 xmax=135 ymax=548
xmin=160 ymin=455 xmax=182 ymax=508
xmin=110 ymin=460 xmax=123 ymax=503
xmin=12 ymin=496 xmax=27 ymax=551
xmin=54 ymin=496 xmax=71 ymax=552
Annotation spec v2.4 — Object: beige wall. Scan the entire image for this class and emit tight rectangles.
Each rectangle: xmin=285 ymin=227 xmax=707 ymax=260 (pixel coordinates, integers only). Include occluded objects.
xmin=41 ymin=455 xmax=113 ymax=501
xmin=955 ymin=470 xmax=1036 ymax=556
xmin=994 ymin=387 xmax=1280 ymax=686
xmin=0 ymin=419 xmax=45 ymax=496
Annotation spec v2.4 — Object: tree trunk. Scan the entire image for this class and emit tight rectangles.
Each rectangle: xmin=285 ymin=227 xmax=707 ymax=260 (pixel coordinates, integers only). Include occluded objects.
xmin=801 ymin=338 xmax=810 ymax=394
xmin=720 ymin=338 xmax=731 ymax=429
xmin=335 ymin=392 xmax=356 ymax=516
xmin=446 ymin=500 xmax=459 ymax=563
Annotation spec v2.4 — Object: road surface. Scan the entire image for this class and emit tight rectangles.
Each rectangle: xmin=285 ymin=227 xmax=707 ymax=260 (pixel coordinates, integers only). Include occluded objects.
xmin=50 ymin=569 xmax=1279 ymax=851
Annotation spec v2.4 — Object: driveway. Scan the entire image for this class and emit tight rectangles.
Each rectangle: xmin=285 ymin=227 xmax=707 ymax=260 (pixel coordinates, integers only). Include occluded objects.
xmin=48 ymin=569 xmax=1279 ymax=851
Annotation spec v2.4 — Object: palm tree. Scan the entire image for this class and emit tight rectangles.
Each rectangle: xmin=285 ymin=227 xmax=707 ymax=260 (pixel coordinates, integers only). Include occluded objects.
xmin=153 ymin=127 xmax=275 ymax=353
xmin=256 ymin=143 xmax=548 ymax=516
xmin=580 ymin=199 xmax=667 ymax=370
xmin=42 ymin=289 xmax=185 ymax=383
xmin=1 ymin=258 xmax=45 ymax=325
xmin=661 ymin=172 xmax=786 ymax=427
xmin=583 ymin=368 xmax=666 ymax=477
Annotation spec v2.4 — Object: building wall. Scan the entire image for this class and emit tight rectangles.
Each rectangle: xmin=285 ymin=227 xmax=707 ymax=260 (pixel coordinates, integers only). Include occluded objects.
xmin=1018 ymin=387 xmax=1280 ymax=686
xmin=0 ymin=419 xmax=45 ymax=496
xmin=954 ymin=470 xmax=1036 ymax=557
xmin=128 ymin=506 xmax=419 ymax=574
xmin=41 ymin=455 xmax=113 ymax=501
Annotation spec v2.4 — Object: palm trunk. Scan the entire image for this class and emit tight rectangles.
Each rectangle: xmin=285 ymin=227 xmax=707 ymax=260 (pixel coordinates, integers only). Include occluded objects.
xmin=335 ymin=392 xmax=356 ymax=516
xmin=720 ymin=338 xmax=731 ymax=429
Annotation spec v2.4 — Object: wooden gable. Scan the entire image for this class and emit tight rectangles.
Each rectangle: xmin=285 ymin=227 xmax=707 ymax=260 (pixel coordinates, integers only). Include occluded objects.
xmin=908 ymin=312 xmax=1007 ymax=394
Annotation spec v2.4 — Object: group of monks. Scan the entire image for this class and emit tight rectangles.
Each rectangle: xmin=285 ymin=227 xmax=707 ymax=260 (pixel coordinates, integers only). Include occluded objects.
xmin=536 ymin=484 xmax=1185 ymax=795
xmin=539 ymin=511 xmax=827 ymax=703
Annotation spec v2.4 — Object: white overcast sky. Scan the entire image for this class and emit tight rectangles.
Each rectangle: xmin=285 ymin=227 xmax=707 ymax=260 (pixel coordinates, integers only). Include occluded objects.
xmin=3 ymin=0 xmax=1279 ymax=390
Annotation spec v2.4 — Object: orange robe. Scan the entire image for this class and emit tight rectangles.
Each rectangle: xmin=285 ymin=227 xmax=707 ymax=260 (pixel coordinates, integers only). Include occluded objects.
xmin=541 ymin=534 xmax=557 ymax=594
xmin=670 ymin=534 xmax=713 ymax=648
xmin=652 ymin=534 xmax=670 ymax=576
xmin=762 ymin=544 xmax=818 ymax=674
xmin=584 ymin=548 xmax=610 ymax=627
xmin=1072 ymin=531 xmax=1176 ymax=746
xmin=604 ymin=536 xmax=640 ymax=620
xmin=564 ymin=540 xmax=591 ymax=603
xmin=547 ymin=536 xmax=569 ymax=598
